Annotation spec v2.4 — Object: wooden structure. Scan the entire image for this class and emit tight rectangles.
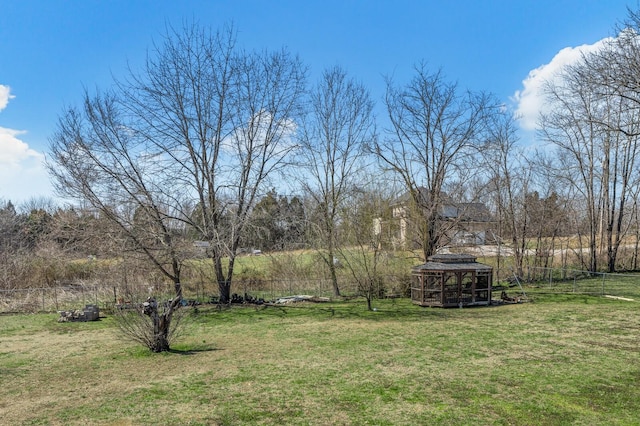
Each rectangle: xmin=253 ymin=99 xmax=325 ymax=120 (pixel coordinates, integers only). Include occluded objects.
xmin=411 ymin=254 xmax=493 ymax=307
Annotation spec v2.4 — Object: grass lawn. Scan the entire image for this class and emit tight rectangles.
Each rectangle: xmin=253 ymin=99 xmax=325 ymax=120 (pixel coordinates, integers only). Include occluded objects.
xmin=1 ymin=293 xmax=639 ymax=425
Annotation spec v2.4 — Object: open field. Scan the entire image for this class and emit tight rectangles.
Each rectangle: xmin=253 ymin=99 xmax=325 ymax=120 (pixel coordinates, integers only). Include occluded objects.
xmin=1 ymin=294 xmax=640 ymax=425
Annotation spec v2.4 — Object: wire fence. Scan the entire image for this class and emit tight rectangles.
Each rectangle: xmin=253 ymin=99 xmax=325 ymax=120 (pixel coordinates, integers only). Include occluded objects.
xmin=0 ymin=285 xmax=110 ymax=314
xmin=2 ymin=267 xmax=638 ymax=314
xmin=507 ymin=266 xmax=640 ymax=300
xmin=0 ymin=275 xmax=410 ymax=314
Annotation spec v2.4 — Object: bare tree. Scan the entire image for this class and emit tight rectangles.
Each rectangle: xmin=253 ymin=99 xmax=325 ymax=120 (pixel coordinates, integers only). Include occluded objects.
xmin=578 ymin=12 xmax=640 ymax=272
xmin=524 ymin=189 xmax=572 ymax=272
xmin=540 ymin=25 xmax=640 ymax=272
xmin=337 ymin=180 xmax=391 ymax=310
xmin=480 ymin=111 xmax=530 ymax=278
xmin=375 ymin=64 xmax=496 ymax=260
xmin=299 ymin=66 xmax=375 ymax=296
xmin=48 ymin=24 xmax=305 ymax=350
xmin=48 ymin=22 xmax=307 ymax=320
xmin=49 ymin=91 xmax=188 ymax=351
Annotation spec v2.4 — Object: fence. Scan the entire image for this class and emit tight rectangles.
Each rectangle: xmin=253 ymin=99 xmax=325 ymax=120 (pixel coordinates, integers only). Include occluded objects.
xmin=3 ymin=267 xmax=637 ymax=314
xmin=0 ymin=285 xmax=111 ymax=314
xmin=0 ymin=274 xmax=410 ymax=314
xmin=510 ymin=266 xmax=640 ymax=300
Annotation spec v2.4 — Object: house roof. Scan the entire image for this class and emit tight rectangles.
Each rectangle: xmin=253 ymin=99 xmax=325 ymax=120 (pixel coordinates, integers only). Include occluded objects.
xmin=444 ymin=203 xmax=493 ymax=222
xmin=393 ymin=187 xmax=494 ymax=222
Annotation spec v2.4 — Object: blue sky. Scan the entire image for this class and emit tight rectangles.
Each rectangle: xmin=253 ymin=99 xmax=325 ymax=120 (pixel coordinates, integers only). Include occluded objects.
xmin=0 ymin=0 xmax=633 ymax=205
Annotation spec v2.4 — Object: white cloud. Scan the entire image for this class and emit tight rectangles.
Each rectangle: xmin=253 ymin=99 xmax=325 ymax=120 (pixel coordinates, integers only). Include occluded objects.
xmin=0 ymin=84 xmax=15 ymax=111
xmin=0 ymin=128 xmax=38 ymax=165
xmin=0 ymin=85 xmax=55 ymax=204
xmin=512 ymin=37 xmax=614 ymax=131
xmin=0 ymin=126 xmax=53 ymax=204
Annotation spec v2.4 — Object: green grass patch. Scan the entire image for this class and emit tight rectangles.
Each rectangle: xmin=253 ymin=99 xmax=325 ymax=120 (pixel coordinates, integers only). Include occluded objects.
xmin=2 ymin=295 xmax=640 ymax=425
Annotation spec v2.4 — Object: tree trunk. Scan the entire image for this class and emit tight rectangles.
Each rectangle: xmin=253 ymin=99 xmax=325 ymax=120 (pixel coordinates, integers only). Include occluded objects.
xmin=146 ymin=281 xmax=181 ymax=353
xmin=422 ymin=214 xmax=439 ymax=261
xmin=151 ymin=314 xmax=171 ymax=353
xmin=218 ymin=280 xmax=231 ymax=303
xmin=213 ymin=254 xmax=232 ymax=303
xmin=327 ymin=246 xmax=341 ymax=297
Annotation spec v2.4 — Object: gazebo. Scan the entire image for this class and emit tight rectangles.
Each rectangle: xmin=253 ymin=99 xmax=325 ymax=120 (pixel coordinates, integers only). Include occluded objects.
xmin=411 ymin=254 xmax=493 ymax=307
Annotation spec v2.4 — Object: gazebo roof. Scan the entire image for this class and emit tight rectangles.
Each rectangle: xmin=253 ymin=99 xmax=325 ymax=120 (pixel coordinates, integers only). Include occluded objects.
xmin=412 ymin=253 xmax=493 ymax=272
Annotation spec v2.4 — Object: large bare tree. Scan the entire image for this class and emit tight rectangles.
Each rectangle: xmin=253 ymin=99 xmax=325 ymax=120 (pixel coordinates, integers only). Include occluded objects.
xmin=299 ymin=66 xmax=375 ymax=296
xmin=48 ymin=23 xmax=307 ymax=349
xmin=120 ymin=24 xmax=306 ymax=302
xmin=375 ymin=64 xmax=496 ymax=260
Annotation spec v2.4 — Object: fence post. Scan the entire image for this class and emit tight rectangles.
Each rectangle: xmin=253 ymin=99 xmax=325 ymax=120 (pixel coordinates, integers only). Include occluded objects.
xmin=602 ymin=274 xmax=606 ymax=296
